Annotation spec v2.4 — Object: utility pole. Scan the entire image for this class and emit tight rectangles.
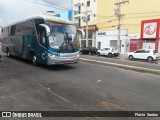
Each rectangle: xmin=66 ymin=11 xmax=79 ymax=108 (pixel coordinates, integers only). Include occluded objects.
xmin=85 ymin=5 xmax=89 ymax=47
xmin=115 ymin=0 xmax=129 ymax=53
xmin=81 ymin=4 xmax=89 ymax=47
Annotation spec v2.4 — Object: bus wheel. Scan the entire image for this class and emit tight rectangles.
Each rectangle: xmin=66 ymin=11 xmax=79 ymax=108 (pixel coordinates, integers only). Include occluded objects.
xmin=32 ymin=55 xmax=37 ymax=65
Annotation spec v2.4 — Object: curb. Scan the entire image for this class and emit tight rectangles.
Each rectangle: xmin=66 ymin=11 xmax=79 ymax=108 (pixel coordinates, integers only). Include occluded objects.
xmin=80 ymin=58 xmax=160 ymax=75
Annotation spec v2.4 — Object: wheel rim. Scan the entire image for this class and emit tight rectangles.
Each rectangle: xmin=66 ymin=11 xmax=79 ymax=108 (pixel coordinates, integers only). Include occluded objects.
xmin=129 ymin=56 xmax=133 ymax=60
xmin=148 ymin=57 xmax=152 ymax=62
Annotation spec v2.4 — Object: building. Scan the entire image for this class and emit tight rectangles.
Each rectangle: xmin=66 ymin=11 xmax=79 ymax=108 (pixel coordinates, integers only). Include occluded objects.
xmin=73 ymin=0 xmax=98 ymax=47
xmin=56 ymin=11 xmax=72 ymax=20
xmin=128 ymin=33 xmax=140 ymax=52
xmin=96 ymin=29 xmax=128 ymax=54
xmin=97 ymin=0 xmax=160 ymax=34
xmin=73 ymin=0 xmax=160 ymax=53
xmin=140 ymin=19 xmax=160 ymax=52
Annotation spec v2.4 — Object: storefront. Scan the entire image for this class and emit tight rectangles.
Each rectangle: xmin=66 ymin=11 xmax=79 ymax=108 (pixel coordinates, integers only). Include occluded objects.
xmin=96 ymin=29 xmax=128 ymax=54
xmin=140 ymin=19 xmax=160 ymax=52
xmin=77 ymin=25 xmax=98 ymax=47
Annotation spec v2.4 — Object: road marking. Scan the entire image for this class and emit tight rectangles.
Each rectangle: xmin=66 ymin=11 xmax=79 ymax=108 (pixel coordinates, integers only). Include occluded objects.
xmin=36 ymin=82 xmax=100 ymax=120
xmin=36 ymin=82 xmax=84 ymax=110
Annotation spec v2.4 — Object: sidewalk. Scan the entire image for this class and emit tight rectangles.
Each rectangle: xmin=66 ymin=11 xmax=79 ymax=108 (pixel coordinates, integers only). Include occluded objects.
xmin=111 ymin=54 xmax=160 ymax=61
xmin=113 ymin=54 xmax=128 ymax=60
xmin=80 ymin=54 xmax=160 ymax=75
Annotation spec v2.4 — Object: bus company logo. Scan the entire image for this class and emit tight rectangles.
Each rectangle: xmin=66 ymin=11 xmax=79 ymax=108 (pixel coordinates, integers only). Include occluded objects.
xmin=144 ymin=25 xmax=156 ymax=35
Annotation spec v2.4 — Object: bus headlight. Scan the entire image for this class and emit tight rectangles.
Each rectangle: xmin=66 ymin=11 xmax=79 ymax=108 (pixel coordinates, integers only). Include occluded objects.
xmin=48 ymin=53 xmax=56 ymax=58
xmin=76 ymin=53 xmax=80 ymax=58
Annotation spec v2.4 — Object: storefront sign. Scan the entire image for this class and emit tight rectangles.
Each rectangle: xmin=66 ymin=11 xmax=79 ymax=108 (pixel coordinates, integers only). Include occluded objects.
xmin=77 ymin=25 xmax=98 ymax=31
xmin=97 ymin=32 xmax=106 ymax=36
xmin=143 ymin=22 xmax=157 ymax=38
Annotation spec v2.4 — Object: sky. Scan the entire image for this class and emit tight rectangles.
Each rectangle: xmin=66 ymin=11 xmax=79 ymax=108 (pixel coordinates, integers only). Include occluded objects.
xmin=0 ymin=0 xmax=72 ymax=26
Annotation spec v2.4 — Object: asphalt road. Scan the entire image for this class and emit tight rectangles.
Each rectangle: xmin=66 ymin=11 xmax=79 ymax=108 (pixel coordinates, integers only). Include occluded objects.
xmin=0 ymin=56 xmax=160 ymax=120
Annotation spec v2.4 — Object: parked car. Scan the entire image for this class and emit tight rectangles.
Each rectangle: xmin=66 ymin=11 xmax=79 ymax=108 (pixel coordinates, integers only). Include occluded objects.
xmin=80 ymin=47 xmax=98 ymax=55
xmin=96 ymin=47 xmax=119 ymax=58
xmin=127 ymin=49 xmax=159 ymax=61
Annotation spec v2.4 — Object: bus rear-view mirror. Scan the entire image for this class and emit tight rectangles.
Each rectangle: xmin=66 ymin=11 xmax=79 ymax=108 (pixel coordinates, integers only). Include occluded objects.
xmin=39 ymin=24 xmax=50 ymax=37
xmin=77 ymin=29 xmax=85 ymax=39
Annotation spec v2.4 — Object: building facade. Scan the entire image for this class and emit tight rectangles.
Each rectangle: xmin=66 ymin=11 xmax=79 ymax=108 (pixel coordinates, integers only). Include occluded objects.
xmin=96 ymin=30 xmax=128 ymax=54
xmin=140 ymin=19 xmax=160 ymax=52
xmin=73 ymin=0 xmax=98 ymax=47
xmin=56 ymin=11 xmax=72 ymax=20
xmin=97 ymin=0 xmax=160 ymax=34
xmin=73 ymin=0 xmax=160 ymax=53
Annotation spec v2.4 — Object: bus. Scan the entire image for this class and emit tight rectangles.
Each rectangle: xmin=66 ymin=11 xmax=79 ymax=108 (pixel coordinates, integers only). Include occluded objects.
xmin=1 ymin=14 xmax=84 ymax=65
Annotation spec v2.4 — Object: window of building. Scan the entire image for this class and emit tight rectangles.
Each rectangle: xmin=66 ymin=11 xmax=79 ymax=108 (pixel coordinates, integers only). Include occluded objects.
xmin=93 ymin=14 xmax=96 ymax=17
xmin=88 ymin=15 xmax=90 ymax=21
xmin=88 ymin=31 xmax=92 ymax=39
xmin=87 ymin=1 xmax=90 ymax=7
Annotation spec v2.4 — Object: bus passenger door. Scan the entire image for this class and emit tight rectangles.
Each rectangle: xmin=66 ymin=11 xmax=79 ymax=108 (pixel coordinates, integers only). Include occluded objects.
xmin=38 ymin=28 xmax=48 ymax=64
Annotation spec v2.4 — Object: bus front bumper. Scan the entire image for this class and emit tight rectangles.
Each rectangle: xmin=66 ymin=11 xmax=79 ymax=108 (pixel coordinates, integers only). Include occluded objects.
xmin=47 ymin=54 xmax=79 ymax=65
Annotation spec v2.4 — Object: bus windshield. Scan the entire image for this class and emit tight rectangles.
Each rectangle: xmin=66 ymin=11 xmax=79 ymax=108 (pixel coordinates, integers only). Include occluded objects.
xmin=46 ymin=21 xmax=78 ymax=51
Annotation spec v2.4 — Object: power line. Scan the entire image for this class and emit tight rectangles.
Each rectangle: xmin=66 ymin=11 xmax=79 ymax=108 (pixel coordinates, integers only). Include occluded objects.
xmin=42 ymin=0 xmax=74 ymax=11
xmin=21 ymin=0 xmax=70 ymax=12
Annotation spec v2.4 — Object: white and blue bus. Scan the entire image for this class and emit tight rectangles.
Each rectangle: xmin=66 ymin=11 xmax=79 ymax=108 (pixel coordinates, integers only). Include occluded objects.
xmin=1 ymin=14 xmax=84 ymax=65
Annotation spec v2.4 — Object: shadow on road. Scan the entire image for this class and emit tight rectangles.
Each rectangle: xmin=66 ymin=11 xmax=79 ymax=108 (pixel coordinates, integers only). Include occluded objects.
xmin=3 ymin=55 xmax=77 ymax=71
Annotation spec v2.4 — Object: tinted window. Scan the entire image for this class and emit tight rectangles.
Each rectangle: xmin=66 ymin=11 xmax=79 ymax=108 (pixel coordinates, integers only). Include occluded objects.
xmin=135 ymin=50 xmax=145 ymax=53
xmin=87 ymin=15 xmax=90 ymax=21
xmin=145 ymin=50 xmax=150 ymax=53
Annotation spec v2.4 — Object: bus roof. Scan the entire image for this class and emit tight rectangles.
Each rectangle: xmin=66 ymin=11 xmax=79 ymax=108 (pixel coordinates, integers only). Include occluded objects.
xmin=3 ymin=13 xmax=74 ymax=28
